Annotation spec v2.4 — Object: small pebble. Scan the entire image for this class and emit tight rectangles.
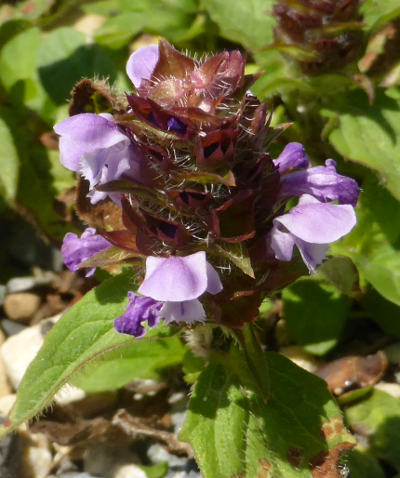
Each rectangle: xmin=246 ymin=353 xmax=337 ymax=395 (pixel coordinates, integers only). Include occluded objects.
xmin=0 ymin=415 xmax=21 ymax=478
xmin=1 ymin=314 xmax=85 ymax=405
xmin=280 ymin=345 xmax=319 ymax=373
xmin=384 ymin=342 xmax=400 ymax=366
xmin=6 ymin=277 xmax=40 ymax=294
xmin=374 ymin=382 xmax=400 ymax=399
xmin=3 ymin=292 xmax=41 ymax=321
xmin=49 ymin=473 xmax=102 ymax=478
xmin=84 ymin=444 xmax=140 ymax=478
xmin=114 ymin=464 xmax=147 ymax=478
xmin=0 ymin=286 xmax=6 ymax=307
xmin=1 ymin=319 xmax=27 ymax=337
xmin=0 ymin=394 xmax=16 ymax=416
xmin=0 ymin=353 xmax=12 ymax=398
xmin=147 ymin=444 xmax=187 ymax=468
xmin=74 ymin=14 xmax=106 ymax=36
xmin=21 ymin=443 xmax=52 ymax=478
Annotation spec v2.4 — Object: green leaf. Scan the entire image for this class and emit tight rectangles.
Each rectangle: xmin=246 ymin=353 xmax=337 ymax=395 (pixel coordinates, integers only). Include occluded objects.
xmin=37 ymin=27 xmax=117 ymax=105
xmin=203 ymin=0 xmax=275 ymax=48
xmin=0 ymin=19 xmax=31 ymax=50
xmin=214 ymin=242 xmax=255 ymax=278
xmin=318 ymin=256 xmax=360 ymax=297
xmin=345 ymin=448 xmax=386 ymax=478
xmin=0 ymin=27 xmax=46 ymax=110
xmin=332 ymin=176 xmax=400 ymax=306
xmin=357 ymin=250 xmax=400 ymax=306
xmin=46 ymin=150 xmax=75 ymax=195
xmin=345 ymin=389 xmax=400 ymax=471
xmin=81 ymin=0 xmax=121 ymax=16
xmin=144 ymin=5 xmax=198 ymax=44
xmin=182 ymin=349 xmax=205 ymax=384
xmin=322 ymin=90 xmax=400 ymax=201
xmin=282 ymin=279 xmax=350 ymax=355
xmin=0 ymin=270 xmax=183 ymax=437
xmin=361 ymin=289 xmax=400 ymax=338
xmin=2 ymin=0 xmax=56 ymax=21
xmin=0 ymin=105 xmax=71 ymax=240
xmin=71 ymin=327 xmax=185 ymax=393
xmin=0 ymin=116 xmax=19 ymax=202
xmin=360 ymin=0 xmax=400 ymax=32
xmin=181 ymin=347 xmax=354 ymax=478
xmin=140 ymin=462 xmax=168 ymax=478
xmin=0 ymin=28 xmax=41 ymax=87
xmin=94 ymin=12 xmax=146 ymax=49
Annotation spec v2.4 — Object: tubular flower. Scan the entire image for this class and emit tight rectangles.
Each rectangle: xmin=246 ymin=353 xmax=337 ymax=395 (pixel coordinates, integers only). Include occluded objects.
xmin=115 ymin=252 xmax=223 ymax=337
xmin=61 ymin=228 xmax=112 ymax=277
xmin=269 ymin=195 xmax=357 ymax=273
xmin=274 ymin=145 xmax=360 ymax=206
xmin=55 ymin=41 xmax=359 ymax=335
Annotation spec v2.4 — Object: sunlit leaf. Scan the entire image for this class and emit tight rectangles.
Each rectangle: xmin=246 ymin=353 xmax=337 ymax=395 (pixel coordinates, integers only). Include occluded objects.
xmin=37 ymin=27 xmax=117 ymax=105
xmin=181 ymin=343 xmax=354 ymax=478
xmin=0 ymin=115 xmax=19 ymax=202
xmin=332 ymin=176 xmax=400 ymax=306
xmin=203 ymin=0 xmax=275 ymax=48
xmin=283 ymin=279 xmax=350 ymax=355
xmin=322 ymin=90 xmax=400 ymax=201
xmin=360 ymin=0 xmax=400 ymax=32
xmin=345 ymin=389 xmax=400 ymax=471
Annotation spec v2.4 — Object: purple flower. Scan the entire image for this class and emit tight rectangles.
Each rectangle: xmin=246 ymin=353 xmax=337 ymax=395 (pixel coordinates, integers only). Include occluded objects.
xmin=139 ymin=252 xmax=222 ymax=301
xmin=114 ymin=252 xmax=223 ymax=337
xmin=126 ymin=44 xmax=159 ymax=89
xmin=273 ymin=142 xmax=310 ymax=173
xmin=280 ymin=159 xmax=360 ymax=206
xmin=61 ymin=228 xmax=111 ymax=277
xmin=114 ymin=293 xmax=162 ymax=338
xmin=139 ymin=251 xmax=223 ymax=323
xmin=54 ymin=113 xmax=141 ymax=204
xmin=269 ymin=195 xmax=356 ymax=273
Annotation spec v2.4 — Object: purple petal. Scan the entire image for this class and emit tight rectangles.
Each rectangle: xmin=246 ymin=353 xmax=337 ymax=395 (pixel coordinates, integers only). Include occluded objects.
xmin=61 ymin=228 xmax=111 ymax=276
xmin=274 ymin=194 xmax=356 ymax=244
xmin=269 ymin=226 xmax=296 ymax=262
xmin=54 ymin=113 xmax=129 ymax=172
xmin=80 ymin=143 xmax=133 ymax=204
xmin=280 ymin=159 xmax=360 ymax=206
xmin=206 ymin=262 xmax=223 ymax=294
xmin=294 ymin=238 xmax=330 ymax=274
xmin=139 ymin=252 xmax=209 ymax=301
xmin=126 ymin=44 xmax=160 ymax=89
xmin=114 ymin=292 xmax=162 ymax=338
xmin=160 ymin=299 xmax=206 ymax=324
xmin=273 ymin=142 xmax=310 ymax=173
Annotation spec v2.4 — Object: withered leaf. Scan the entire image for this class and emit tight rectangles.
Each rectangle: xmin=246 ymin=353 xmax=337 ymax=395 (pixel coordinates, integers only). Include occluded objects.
xmin=315 ymin=351 xmax=388 ymax=395
xmin=310 ymin=442 xmax=354 ymax=478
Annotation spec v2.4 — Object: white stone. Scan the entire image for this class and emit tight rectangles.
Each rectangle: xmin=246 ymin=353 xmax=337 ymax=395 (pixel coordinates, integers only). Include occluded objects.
xmin=0 ymin=394 xmax=16 ymax=417
xmin=1 ymin=323 xmax=45 ymax=389
xmin=22 ymin=445 xmax=52 ymax=478
xmin=74 ymin=14 xmax=106 ymax=36
xmin=3 ymin=292 xmax=41 ymax=321
xmin=147 ymin=444 xmax=187 ymax=468
xmin=0 ymin=352 xmax=12 ymax=398
xmin=0 ymin=314 xmax=85 ymax=405
xmin=375 ymin=382 xmax=400 ymax=399
xmin=84 ymin=444 xmax=140 ymax=478
xmin=280 ymin=345 xmax=319 ymax=373
xmin=384 ymin=343 xmax=400 ymax=365
xmin=114 ymin=464 xmax=147 ymax=478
